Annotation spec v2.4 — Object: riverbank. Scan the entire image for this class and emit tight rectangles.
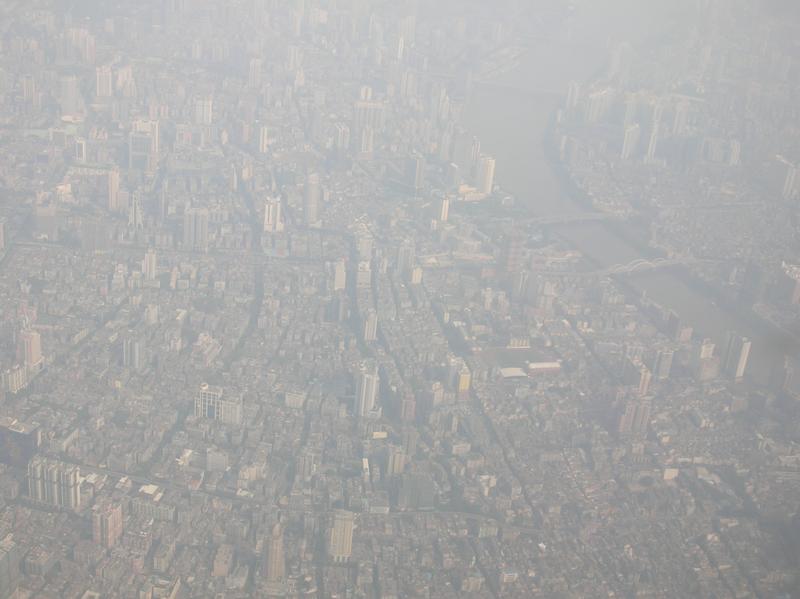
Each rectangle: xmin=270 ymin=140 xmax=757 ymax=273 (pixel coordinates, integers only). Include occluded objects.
xmin=466 ymin=48 xmax=794 ymax=384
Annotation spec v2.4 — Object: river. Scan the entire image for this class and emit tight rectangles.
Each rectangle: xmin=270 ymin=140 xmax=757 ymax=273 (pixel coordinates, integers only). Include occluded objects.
xmin=464 ymin=6 xmax=792 ymax=385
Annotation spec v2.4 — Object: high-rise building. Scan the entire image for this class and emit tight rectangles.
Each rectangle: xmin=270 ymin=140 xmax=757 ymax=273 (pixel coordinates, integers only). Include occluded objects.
xmin=401 ymin=391 xmax=416 ymax=422
xmin=194 ymin=96 xmax=213 ymax=125
xmin=27 ymin=456 xmax=81 ymax=510
xmin=248 ymin=58 xmax=263 ymax=88
xmin=566 ymin=81 xmax=581 ymax=110
xmin=363 ymin=309 xmax=378 ymax=342
xmin=502 ymin=232 xmax=524 ymax=274
xmin=621 ymin=123 xmax=641 ymax=161
xmin=129 ymin=119 xmax=159 ymax=170
xmin=673 ymin=100 xmax=690 ymax=135
xmin=397 ymin=242 xmax=415 ymax=275
xmin=694 ymin=339 xmax=720 ymax=381
xmin=358 ymin=127 xmax=374 ymax=156
xmin=121 ymin=332 xmax=143 ymax=371
xmin=95 ymin=65 xmax=113 ymax=97
xmin=354 ymin=88 xmax=385 ymax=132
xmin=638 ymin=366 xmax=652 ymax=397
xmin=263 ymin=197 xmax=283 ymax=233
xmin=194 ymin=383 xmax=242 ymax=425
xmin=22 ymin=74 xmax=36 ymax=104
xmin=143 ymin=249 xmax=157 ymax=281
xmin=387 ymin=447 xmax=406 ymax=476
xmin=328 ymin=510 xmax=354 ymax=562
xmin=355 ymin=364 xmax=379 ymax=418
xmin=0 ymin=417 xmax=41 ymax=467
xmin=183 ymin=206 xmax=210 ymax=251
xmin=646 ymin=123 xmax=660 ymax=163
xmin=0 ymin=534 xmax=21 ymax=599
xmin=585 ymin=88 xmax=614 ymax=123
xmin=108 ymin=168 xmax=121 ymax=212
xmin=258 ymin=125 xmax=270 ymax=154
xmin=74 ymin=138 xmax=87 ymax=163
xmin=128 ymin=192 xmax=143 ymax=229
xmin=439 ymin=196 xmax=450 ymax=223
xmin=2 ymin=365 xmax=29 ymax=395
xmin=92 ymin=500 xmax=123 ymax=548
xmin=407 ymin=156 xmax=425 ymax=190
xmin=264 ymin=523 xmax=286 ymax=593
xmin=59 ymin=75 xmax=82 ymax=116
xmin=17 ymin=329 xmax=42 ymax=371
xmin=304 ymin=173 xmax=321 ymax=227
xmin=653 ymin=348 xmax=674 ymax=380
xmin=723 ymin=333 xmax=751 ymax=381
xmin=183 ymin=207 xmax=196 ymax=250
xmin=333 ymin=259 xmax=347 ymax=291
xmin=619 ymin=399 xmax=651 ymax=436
xmin=476 ymin=155 xmax=496 ymax=195
xmin=334 ymin=123 xmax=350 ymax=152
xmin=457 ymin=364 xmax=472 ymax=399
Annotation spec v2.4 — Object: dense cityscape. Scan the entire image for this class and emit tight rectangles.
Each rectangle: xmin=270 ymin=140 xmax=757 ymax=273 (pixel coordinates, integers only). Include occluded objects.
xmin=0 ymin=1 xmax=799 ymax=597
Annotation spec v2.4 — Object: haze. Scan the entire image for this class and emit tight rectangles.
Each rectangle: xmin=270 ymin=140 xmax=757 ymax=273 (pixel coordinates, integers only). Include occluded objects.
xmin=0 ymin=1 xmax=799 ymax=598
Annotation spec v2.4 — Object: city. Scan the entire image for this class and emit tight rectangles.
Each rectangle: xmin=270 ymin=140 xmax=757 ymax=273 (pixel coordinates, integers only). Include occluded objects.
xmin=0 ymin=1 xmax=799 ymax=598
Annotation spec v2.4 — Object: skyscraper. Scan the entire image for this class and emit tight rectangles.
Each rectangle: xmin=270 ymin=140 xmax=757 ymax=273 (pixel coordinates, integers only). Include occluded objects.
xmin=328 ymin=510 xmax=354 ymax=562
xmin=334 ymin=123 xmax=350 ymax=152
xmin=439 ymin=196 xmax=450 ymax=223
xmin=129 ymin=119 xmax=159 ymax=170
xmin=477 ymin=155 xmax=496 ymax=195
xmin=304 ymin=173 xmax=321 ymax=227
xmin=619 ymin=399 xmax=651 ymax=436
xmin=143 ymin=248 xmax=157 ymax=281
xmin=355 ymin=363 xmax=379 ymax=418
xmin=387 ymin=447 xmax=406 ymax=476
xmin=653 ymin=348 xmax=674 ymax=380
xmin=0 ymin=535 xmax=21 ymax=599
xmin=194 ymin=96 xmax=213 ymax=125
xmin=333 ymin=259 xmax=347 ymax=291
xmin=264 ymin=522 xmax=286 ymax=594
xmin=646 ymin=122 xmax=660 ymax=163
xmin=263 ymin=197 xmax=284 ymax=233
xmin=638 ymin=366 xmax=652 ymax=397
xmin=17 ymin=329 xmax=42 ymax=371
xmin=621 ymin=123 xmax=641 ymax=161
xmin=95 ymin=65 xmax=113 ymax=97
xmin=27 ymin=456 xmax=81 ymax=510
xmin=723 ymin=333 xmax=751 ymax=381
xmin=363 ymin=309 xmax=378 ymax=342
xmin=258 ymin=125 xmax=270 ymax=154
xmin=358 ymin=127 xmax=374 ymax=156
xmin=59 ymin=75 xmax=82 ymax=116
xmin=22 ymin=74 xmax=36 ymax=104
xmin=502 ymin=232 xmax=524 ymax=274
xmin=183 ymin=207 xmax=210 ymax=251
xmin=194 ymin=383 xmax=243 ymax=425
xmin=92 ymin=500 xmax=123 ymax=548
xmin=248 ymin=57 xmax=263 ymax=88
xmin=673 ymin=100 xmax=690 ymax=135
xmin=107 ymin=168 xmax=121 ymax=212
xmin=122 ymin=332 xmax=143 ymax=371
xmin=407 ymin=155 xmax=426 ymax=190
xmin=128 ymin=192 xmax=143 ymax=229
xmin=397 ymin=241 xmax=415 ymax=275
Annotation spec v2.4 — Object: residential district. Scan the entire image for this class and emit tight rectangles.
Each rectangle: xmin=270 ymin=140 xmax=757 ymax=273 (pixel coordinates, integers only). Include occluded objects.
xmin=0 ymin=1 xmax=799 ymax=598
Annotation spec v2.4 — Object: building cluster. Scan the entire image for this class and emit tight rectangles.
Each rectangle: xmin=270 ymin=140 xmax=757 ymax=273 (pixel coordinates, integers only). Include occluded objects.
xmin=555 ymin=2 xmax=800 ymax=374
xmin=0 ymin=1 xmax=798 ymax=598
